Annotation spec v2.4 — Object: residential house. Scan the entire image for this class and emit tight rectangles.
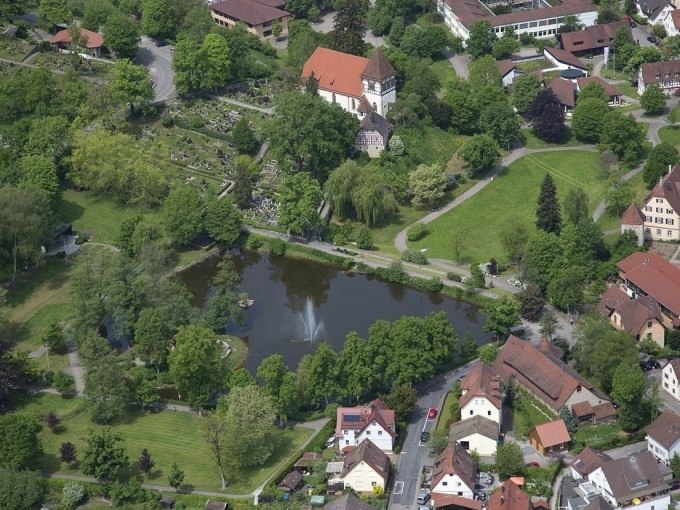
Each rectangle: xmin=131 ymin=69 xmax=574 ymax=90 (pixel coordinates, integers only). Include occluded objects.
xmin=278 ymin=470 xmax=303 ymax=492
xmin=302 ymin=47 xmax=396 ymax=119
xmin=205 ymin=501 xmax=228 ymax=510
xmin=437 ymin=0 xmax=598 ymax=40
xmin=334 ymin=440 xmax=390 ymax=494
xmin=294 ymin=451 xmax=324 ymax=471
xmin=488 ymin=480 xmax=532 ymax=510
xmin=571 ymin=401 xmax=618 ymax=425
xmin=596 ymin=286 xmax=665 ymax=345
xmin=492 ymin=336 xmax=612 ymax=413
xmin=570 ymin=448 xmax=612 ymax=480
xmin=432 ymin=495 xmax=483 ymax=510
xmin=323 ymin=493 xmax=376 ymax=510
xmin=621 ymin=165 xmax=680 ymax=243
xmin=209 ymin=0 xmax=291 ymax=38
xmin=547 ymin=78 xmax=576 ymax=113
xmin=497 ymin=59 xmax=517 ymax=87
xmin=638 ymin=60 xmax=680 ymax=95
xmin=616 ymin=251 xmax=680 ymax=329
xmin=449 ymin=415 xmax=499 ymax=456
xmin=638 ymin=0 xmax=673 ymax=24
xmin=575 ymin=76 xmax=622 ymax=104
xmin=335 ymin=398 xmax=396 ymax=452
xmin=544 ymin=47 xmax=588 ymax=74
xmin=459 ymin=362 xmax=503 ymax=425
xmin=355 ymin=111 xmax=391 ymax=157
xmin=431 ymin=441 xmax=477 ymax=498
xmin=49 ymin=28 xmax=104 ymax=58
xmin=646 ymin=410 xmax=680 ymax=464
xmin=663 ymin=9 xmax=680 ymax=36
xmin=559 ymin=21 xmax=632 ymax=55
xmin=662 ymin=359 xmax=680 ymax=400
xmin=529 ymin=419 xmax=571 ymax=455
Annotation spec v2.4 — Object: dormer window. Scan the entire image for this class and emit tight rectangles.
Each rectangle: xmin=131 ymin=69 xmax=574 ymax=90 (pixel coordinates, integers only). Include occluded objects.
xmin=576 ymin=385 xmax=582 ymax=392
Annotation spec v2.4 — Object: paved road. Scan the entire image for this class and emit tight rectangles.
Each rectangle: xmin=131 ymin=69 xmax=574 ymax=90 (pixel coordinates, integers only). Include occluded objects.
xmin=389 ymin=362 xmax=474 ymax=510
xmin=136 ymin=36 xmax=175 ymax=102
xmin=444 ymin=48 xmax=470 ymax=78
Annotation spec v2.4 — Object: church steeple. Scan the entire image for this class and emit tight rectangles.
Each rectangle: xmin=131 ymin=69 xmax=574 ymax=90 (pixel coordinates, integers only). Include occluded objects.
xmin=361 ymin=48 xmax=396 ymax=81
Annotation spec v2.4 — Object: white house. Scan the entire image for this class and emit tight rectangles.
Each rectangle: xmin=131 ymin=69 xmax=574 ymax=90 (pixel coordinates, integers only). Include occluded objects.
xmin=459 ymin=363 xmax=503 ymax=425
xmin=497 ymin=59 xmax=517 ymax=87
xmin=646 ymin=411 xmax=680 ymax=464
xmin=336 ymin=440 xmax=390 ymax=494
xmin=662 ymin=359 xmax=680 ymax=401
xmin=544 ymin=47 xmax=588 ymax=74
xmin=301 ymin=47 xmax=396 ymax=119
xmin=448 ymin=415 xmax=499 ymax=456
xmin=431 ymin=442 xmax=477 ymax=498
xmin=663 ymin=9 xmax=680 ymax=36
xmin=335 ymin=399 xmax=395 ymax=452
xmin=638 ymin=0 xmax=673 ymax=24
xmin=570 ymin=448 xmax=613 ymax=481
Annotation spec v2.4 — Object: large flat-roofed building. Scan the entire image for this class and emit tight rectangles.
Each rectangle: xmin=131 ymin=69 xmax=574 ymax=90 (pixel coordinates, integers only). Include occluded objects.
xmin=210 ymin=0 xmax=291 ymax=38
xmin=437 ymin=0 xmax=597 ymax=40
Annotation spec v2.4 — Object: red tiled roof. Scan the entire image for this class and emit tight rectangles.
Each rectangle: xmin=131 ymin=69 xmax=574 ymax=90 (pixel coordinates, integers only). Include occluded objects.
xmin=432 ymin=442 xmax=477 ymax=492
xmin=547 ymin=78 xmax=575 ymax=107
xmin=645 ymin=164 xmax=680 ymax=216
xmin=341 ymin=439 xmax=390 ymax=480
xmin=302 ymin=47 xmax=369 ymax=97
xmin=211 ymin=0 xmax=290 ymax=26
xmin=575 ymin=76 xmax=621 ymax=98
xmin=432 ymin=494 xmax=483 ymax=510
xmin=488 ymin=480 xmax=531 ymax=510
xmin=617 ymin=251 xmax=680 ymax=317
xmin=560 ymin=21 xmax=631 ymax=53
xmin=646 ymin=411 xmax=680 ymax=449
xmin=335 ymin=398 xmax=396 ymax=439
xmin=459 ymin=362 xmax=502 ymax=410
xmin=497 ymin=59 xmax=516 ymax=77
xmin=600 ymin=451 xmax=668 ymax=501
xmin=441 ymin=0 xmax=492 ymax=29
xmin=571 ymin=447 xmax=612 ymax=477
xmin=531 ymin=419 xmax=571 ymax=448
xmin=670 ymin=9 xmax=680 ymax=29
xmin=640 ymin=60 xmax=680 ymax=88
xmin=621 ymin=203 xmax=645 ymax=225
xmin=545 ymin=47 xmax=587 ymax=70
xmin=50 ymin=28 xmax=104 ymax=49
xmin=596 ymin=285 xmax=664 ymax=336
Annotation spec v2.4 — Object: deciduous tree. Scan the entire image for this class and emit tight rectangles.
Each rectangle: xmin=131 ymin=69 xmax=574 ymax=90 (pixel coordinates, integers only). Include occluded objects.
xmin=538 ymin=309 xmax=560 ymax=340
xmin=572 ymin=97 xmax=609 ymax=143
xmin=0 ymin=414 xmax=42 ymax=469
xmin=513 ymin=74 xmax=542 ymax=116
xmin=409 ymin=164 xmax=447 ymax=208
xmin=59 ymin=442 xmax=77 ymax=465
xmin=495 ymin=442 xmax=525 ymax=479
xmin=643 ymin=142 xmax=679 ymax=189
xmin=278 ymin=172 xmax=324 ymax=236
xmin=140 ymin=0 xmax=175 ymax=38
xmin=85 ymin=356 xmax=130 ymax=424
xmin=527 ymin=89 xmax=565 ymax=143
xmin=39 ymin=0 xmax=73 ymax=30
xmin=81 ymin=428 xmax=129 ymax=481
xmin=103 ymin=10 xmax=140 ymax=59
xmin=0 ymin=469 xmax=45 ymax=510
xmin=483 ymin=296 xmax=521 ymax=336
xmin=640 ymin=84 xmax=667 ymax=115
xmin=109 ymin=59 xmax=154 ymax=113
xmin=168 ymin=463 xmax=184 ymax=490
xmin=562 ymin=187 xmax=589 ymax=225
xmin=161 ymin=186 xmax=203 ymax=246
xmin=137 ymin=449 xmax=154 ymax=474
xmin=134 ymin=308 xmax=171 ymax=368
xmin=611 ymin=363 xmax=646 ymax=431
xmin=467 ymin=20 xmax=496 ymax=59
xmin=517 ymin=284 xmax=545 ymax=321
xmin=598 ymin=111 xmax=646 ymax=163
xmin=204 ymin=195 xmax=242 ymax=246
xmin=232 ymin=118 xmax=258 ymax=155
xmin=459 ymin=134 xmax=500 ymax=177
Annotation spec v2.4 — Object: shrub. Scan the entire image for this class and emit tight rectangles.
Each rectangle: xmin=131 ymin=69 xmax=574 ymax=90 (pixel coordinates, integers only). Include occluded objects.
xmin=53 ymin=371 xmax=76 ymax=395
xmin=410 ymin=276 xmax=444 ymax=292
xmin=62 ymin=482 xmax=86 ymax=510
xmin=333 ymin=233 xmax=347 ymax=246
xmin=269 ymin=238 xmax=287 ymax=256
xmin=161 ymin=113 xmax=174 ymax=127
xmin=407 ymin=223 xmax=427 ymax=242
xmin=245 ymin=235 xmax=264 ymax=250
xmin=354 ymin=225 xmax=373 ymax=250
xmin=447 ymin=272 xmax=462 ymax=282
xmin=401 ymin=249 xmax=428 ymax=265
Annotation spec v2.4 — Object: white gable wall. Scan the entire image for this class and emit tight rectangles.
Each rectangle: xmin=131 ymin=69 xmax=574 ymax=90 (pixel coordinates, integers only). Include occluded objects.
xmin=460 ymin=397 xmax=501 ymax=425
xmin=662 ymin=363 xmax=680 ymax=401
xmin=455 ymin=433 xmax=497 ymax=456
xmin=342 ymin=461 xmax=386 ymax=493
xmin=356 ymin=422 xmax=393 ymax=452
xmin=432 ymin=473 xmax=474 ymax=498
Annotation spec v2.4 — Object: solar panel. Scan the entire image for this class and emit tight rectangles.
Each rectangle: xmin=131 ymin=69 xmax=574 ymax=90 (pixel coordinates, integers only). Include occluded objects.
xmin=344 ymin=414 xmax=361 ymax=422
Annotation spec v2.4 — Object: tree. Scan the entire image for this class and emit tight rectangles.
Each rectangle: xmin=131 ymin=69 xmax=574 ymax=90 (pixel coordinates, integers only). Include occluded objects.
xmin=168 ymin=462 xmax=184 ymax=490
xmin=134 ymin=308 xmax=171 ymax=368
xmin=527 ymin=89 xmax=565 ymax=143
xmin=81 ymin=428 xmax=129 ymax=481
xmin=200 ymin=33 xmax=232 ymax=91
xmin=388 ymin=16 xmax=405 ymax=46
xmin=103 ymin=10 xmax=140 ymax=59
xmin=168 ymin=325 xmax=228 ymax=408
xmin=640 ymin=84 xmax=667 ymax=115
xmin=468 ymin=55 xmax=501 ymax=90
xmin=499 ymin=217 xmax=529 ymax=267
xmin=59 ymin=442 xmax=77 ymax=465
xmin=643 ymin=142 xmax=679 ymax=189
xmin=468 ymin=263 xmax=486 ymax=289
xmin=524 ymin=230 xmax=561 ymax=292
xmin=572 ymin=97 xmax=609 ymax=143
xmin=0 ymin=0 xmax=24 ymax=22
xmin=611 ymin=363 xmax=646 ymax=431
xmin=517 ymin=284 xmax=545 ymax=321
xmin=161 ymin=186 xmax=203 ymax=246
xmin=109 ymin=59 xmax=154 ymax=113
xmin=547 ymin=265 xmax=586 ymax=311
xmin=605 ymin=178 xmax=635 ymax=217
xmin=141 ymin=0 xmax=175 ymax=38
xmin=538 ymin=309 xmax=560 ymax=340
xmin=278 ymin=172 xmax=324 ymax=236
xmin=45 ymin=411 xmax=60 ymax=431
xmin=18 ymin=155 xmax=59 ymax=199
xmin=479 ymin=98 xmax=520 ymax=149
xmin=232 ymin=118 xmax=258 ymax=155
xmin=232 ymin=156 xmax=254 ymax=209
xmin=598 ymin=111 xmax=646 ymax=163
xmin=459 ymin=134 xmax=500 ymax=177
xmin=400 ymin=24 xmax=449 ymax=58
xmin=85 ymin=356 xmax=130 ymax=424
xmin=459 ymin=333 xmax=479 ymax=362
xmin=201 ymin=256 xmax=243 ymax=333
xmin=53 ymin=371 xmax=76 ymax=394
xmin=467 ymin=20 xmax=496 ymax=59
xmin=578 ymin=83 xmax=609 ymax=104
xmin=82 ymin=0 xmax=114 ymax=30
xmin=331 ymin=0 xmax=367 ymax=56
xmin=200 ymin=412 xmax=230 ymax=489
xmin=42 ymin=319 xmax=66 ymax=354
xmin=495 ymin=442 xmax=525 ymax=479
xmin=409 ymin=164 xmax=447 ymax=208
xmin=380 ymin=385 xmax=418 ymax=422
xmin=668 ymin=104 xmax=680 ymax=128
xmin=492 ymin=33 xmax=519 ymax=59
xmin=563 ymin=187 xmax=589 ymax=225
xmin=444 ymin=78 xmax=478 ymax=133
xmin=39 ymin=0 xmax=73 ymax=30
xmin=559 ymin=405 xmax=578 ymax=434
xmin=0 ymin=469 xmax=45 ymax=510
xmin=484 ymin=296 xmax=521 ymax=336
xmin=513 ymin=74 xmax=542 ymax=116
xmin=672 ymin=454 xmax=680 ymax=479
xmin=61 ymin=481 xmax=85 ymax=510
xmin=137 ymin=449 xmax=154 ymax=474
xmin=592 ymin=330 xmax=638 ymax=393
xmin=535 ymin=174 xmax=561 ymax=235
xmin=204 ymin=195 xmax=242 ymax=245
xmin=557 ymin=14 xmax=584 ymax=33
xmin=0 ymin=414 xmax=42 ymax=469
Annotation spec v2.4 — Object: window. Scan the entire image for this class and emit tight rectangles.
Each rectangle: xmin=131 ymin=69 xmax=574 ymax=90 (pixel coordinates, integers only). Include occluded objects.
xmin=530 ymin=21 xmax=538 ymax=27
xmin=469 ymin=410 xmax=473 ymax=415
xmin=657 ymin=229 xmax=662 ymax=235
xmin=576 ymin=385 xmax=582 ymax=392
xmin=657 ymin=198 xmax=663 ymax=203
xmin=366 ymin=430 xmax=371 ymax=435
xmin=345 ymin=440 xmax=349 ymax=444
xmin=665 ymin=372 xmax=669 ymax=378
xmin=539 ymin=19 xmax=548 ymax=26
xmin=443 ymin=482 xmax=448 ymax=486
xmin=646 ymin=227 xmax=651 ymax=233
xmin=457 ymin=482 xmax=462 ymax=487
xmin=378 ymin=430 xmax=383 ymax=435
xmin=646 ymin=216 xmax=653 ymax=221
xmin=656 ymin=207 xmax=663 ymax=212
xmin=263 ymin=30 xmax=272 ymax=36
xmin=519 ymin=23 xmax=528 ymax=29
xmin=332 ymin=93 xmax=336 ymax=103
xmin=648 ymin=321 xmax=653 ymax=328
xmin=668 ymin=209 xmax=674 ymax=214
xmin=488 ymin=410 xmax=491 ymax=416
xmin=645 ymin=206 xmax=652 ymax=211
xmin=351 ymin=98 xmax=355 ymax=110
xmin=371 ymin=481 xmax=377 ymax=487
xmin=458 ymin=492 xmax=463 ymax=496
xmin=656 ymin=217 xmax=663 ymax=223
xmin=343 ymin=430 xmax=348 ymax=434
xmin=669 ymin=230 xmax=674 ymax=236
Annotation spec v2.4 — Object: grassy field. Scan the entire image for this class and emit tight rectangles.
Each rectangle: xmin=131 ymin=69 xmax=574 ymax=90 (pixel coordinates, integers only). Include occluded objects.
xmin=11 ymin=393 xmax=313 ymax=493
xmin=516 ymin=59 xmax=552 ymax=72
xmin=409 ymin=151 xmax=610 ymax=263
xmin=512 ymin=395 xmax=551 ymax=439
xmin=435 ymin=390 xmax=459 ymax=432
xmin=596 ymin=171 xmax=647 ymax=232
xmin=57 ymin=188 xmax=150 ymax=245
xmin=573 ymin=423 xmax=623 ymax=450
xmin=520 ymin=128 xmax=581 ymax=149
xmin=659 ymin=126 xmax=680 ymax=147
xmin=430 ymin=57 xmax=456 ymax=91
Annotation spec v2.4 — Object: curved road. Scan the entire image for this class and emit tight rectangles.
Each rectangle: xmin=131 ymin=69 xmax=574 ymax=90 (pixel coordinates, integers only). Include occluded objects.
xmin=136 ymin=36 xmax=176 ymax=102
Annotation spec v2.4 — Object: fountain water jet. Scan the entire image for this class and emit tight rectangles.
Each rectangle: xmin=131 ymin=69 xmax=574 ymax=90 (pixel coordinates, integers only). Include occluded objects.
xmin=299 ymin=297 xmax=323 ymax=343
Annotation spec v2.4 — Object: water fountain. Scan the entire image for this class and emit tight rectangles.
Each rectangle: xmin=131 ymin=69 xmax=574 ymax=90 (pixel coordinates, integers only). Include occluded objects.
xmin=299 ymin=297 xmax=323 ymax=343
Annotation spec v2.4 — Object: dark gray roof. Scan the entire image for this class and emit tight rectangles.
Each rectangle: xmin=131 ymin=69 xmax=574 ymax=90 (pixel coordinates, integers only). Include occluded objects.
xmin=359 ymin=112 xmax=391 ymax=138
xmin=449 ymin=415 xmax=499 ymax=442
xmin=324 ymin=494 xmax=377 ymax=510
xmin=639 ymin=0 xmax=670 ymax=18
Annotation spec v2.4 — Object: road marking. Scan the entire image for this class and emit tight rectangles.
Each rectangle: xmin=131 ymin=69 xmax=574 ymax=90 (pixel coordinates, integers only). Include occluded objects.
xmin=394 ymin=482 xmax=404 ymax=494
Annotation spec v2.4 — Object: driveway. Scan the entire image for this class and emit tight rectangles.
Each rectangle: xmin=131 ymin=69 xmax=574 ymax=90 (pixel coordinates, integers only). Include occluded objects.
xmin=632 ymin=24 xmax=656 ymax=47
xmin=136 ymin=36 xmax=175 ymax=102
xmin=389 ymin=362 xmax=474 ymax=510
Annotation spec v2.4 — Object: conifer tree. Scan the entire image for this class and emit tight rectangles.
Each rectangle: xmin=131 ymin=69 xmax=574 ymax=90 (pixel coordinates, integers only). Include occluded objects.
xmin=536 ymin=173 xmax=562 ymax=234
xmin=331 ymin=0 xmax=367 ymax=56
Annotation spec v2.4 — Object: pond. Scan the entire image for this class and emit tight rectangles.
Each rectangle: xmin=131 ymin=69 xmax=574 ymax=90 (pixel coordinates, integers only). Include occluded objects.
xmin=179 ymin=250 xmax=490 ymax=371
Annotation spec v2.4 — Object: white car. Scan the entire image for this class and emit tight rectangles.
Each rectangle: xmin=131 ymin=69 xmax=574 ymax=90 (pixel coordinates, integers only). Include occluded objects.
xmin=326 ymin=436 xmax=336 ymax=447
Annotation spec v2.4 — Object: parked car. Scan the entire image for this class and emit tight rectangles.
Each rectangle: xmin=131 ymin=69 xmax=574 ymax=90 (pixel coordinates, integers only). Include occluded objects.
xmin=647 ymin=36 xmax=658 ymax=44
xmin=428 ymin=407 xmax=438 ymax=419
xmin=326 ymin=436 xmax=336 ymax=447
xmin=671 ymin=480 xmax=680 ymax=491
xmin=417 ymin=491 xmax=431 ymax=505
xmin=420 ymin=431 xmax=430 ymax=443
xmin=154 ymin=38 xmax=168 ymax=47
xmin=639 ymin=360 xmax=653 ymax=371
xmin=649 ymin=359 xmax=661 ymax=369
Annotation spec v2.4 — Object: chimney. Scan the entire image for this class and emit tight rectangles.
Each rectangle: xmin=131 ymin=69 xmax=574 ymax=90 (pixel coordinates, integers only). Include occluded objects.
xmin=500 ymin=496 xmax=505 ymax=505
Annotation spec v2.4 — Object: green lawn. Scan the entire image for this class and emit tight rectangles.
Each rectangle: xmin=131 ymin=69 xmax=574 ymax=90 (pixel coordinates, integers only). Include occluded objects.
xmin=11 ymin=393 xmax=313 ymax=493
xmin=614 ymin=82 xmax=640 ymax=100
xmin=599 ymin=67 xmax=628 ymax=81
xmin=512 ymin=395 xmax=551 ymax=439
xmin=573 ymin=423 xmax=623 ymax=450
xmin=520 ymin=128 xmax=581 ymax=149
xmin=516 ymin=59 xmax=552 ymax=72
xmin=57 ymin=188 xmax=152 ymax=245
xmin=659 ymin=126 xmax=680 ymax=147
xmin=409 ymin=151 xmax=610 ymax=263
xmin=395 ymin=124 xmax=466 ymax=169
xmin=430 ymin=57 xmax=457 ymax=91
xmin=435 ymin=390 xmax=460 ymax=432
